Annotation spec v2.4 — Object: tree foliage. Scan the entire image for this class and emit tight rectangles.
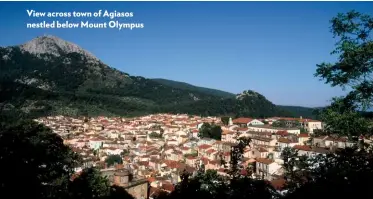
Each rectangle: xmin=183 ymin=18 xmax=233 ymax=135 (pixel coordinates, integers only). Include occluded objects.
xmin=0 ymin=117 xmax=81 ymax=199
xmin=105 ymin=155 xmax=123 ymax=167
xmin=314 ymin=10 xmax=373 ymax=138
xmin=283 ymin=147 xmax=373 ymax=199
xmin=317 ymin=97 xmax=371 ymax=138
xmin=0 ymin=116 xmax=134 ymax=199
xmin=198 ymin=123 xmax=222 ymax=140
xmin=149 ymin=132 xmax=163 ymax=139
xmin=283 ymin=10 xmax=373 ymax=199
xmin=69 ymin=168 xmax=111 ymax=199
xmin=228 ymin=135 xmax=252 ymax=178
xmin=315 ymin=10 xmax=373 ymax=110
xmin=221 ymin=116 xmax=230 ymax=126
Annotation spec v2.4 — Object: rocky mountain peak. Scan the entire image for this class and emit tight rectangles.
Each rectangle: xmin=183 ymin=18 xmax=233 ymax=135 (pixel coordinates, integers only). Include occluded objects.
xmin=19 ymin=35 xmax=99 ymax=61
xmin=236 ymin=90 xmax=261 ymax=100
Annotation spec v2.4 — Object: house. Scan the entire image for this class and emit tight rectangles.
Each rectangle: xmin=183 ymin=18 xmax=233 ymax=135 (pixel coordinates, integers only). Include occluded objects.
xmin=324 ymin=136 xmax=355 ymax=149
xmin=255 ymin=158 xmax=282 ymax=181
xmin=175 ymin=130 xmax=188 ymax=137
xmin=312 ymin=136 xmax=328 ymax=147
xmin=251 ymin=137 xmax=277 ymax=147
xmin=198 ymin=138 xmax=216 ymax=146
xmin=177 ymin=135 xmax=188 ymax=144
xmin=222 ymin=130 xmax=236 ymax=143
xmin=167 ymin=139 xmax=178 ymax=146
xmin=205 ymin=148 xmax=218 ymax=160
xmin=198 ymin=144 xmax=212 ymax=156
xmin=191 ymin=129 xmax=199 ymax=138
xmin=313 ymin=136 xmax=355 ymax=149
xmin=232 ymin=118 xmax=264 ymax=127
xmin=185 ymin=156 xmax=197 ymax=166
xmin=268 ymin=117 xmax=323 ymax=134
xmin=149 ymin=158 xmax=162 ymax=171
xmin=248 ymin=125 xmax=301 ymax=135
xmin=180 ymin=146 xmax=192 ymax=155
xmin=246 ymin=147 xmax=269 ymax=159
xmin=89 ymin=138 xmax=104 ymax=150
xmin=221 ymin=142 xmax=237 ymax=152
xmin=103 ymin=147 xmax=122 ymax=155
xmin=302 ymin=119 xmax=323 ymax=134
xmin=236 ymin=127 xmax=249 ymax=133
xmin=297 ymin=133 xmax=310 ymax=145
xmin=293 ymin=145 xmax=330 ymax=157
xmin=248 ymin=119 xmax=265 ymax=126
xmin=277 ymin=137 xmax=298 ymax=151
xmin=183 ymin=140 xmax=197 ymax=149
xmin=168 ymin=151 xmax=183 ymax=161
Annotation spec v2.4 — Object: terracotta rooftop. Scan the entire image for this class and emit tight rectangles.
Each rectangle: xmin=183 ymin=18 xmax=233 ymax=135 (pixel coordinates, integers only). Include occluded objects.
xmin=298 ymin=133 xmax=310 ymax=138
xmin=256 ymin=158 xmax=274 ymax=165
xmin=293 ymin=145 xmax=312 ymax=151
xmin=233 ymin=117 xmax=253 ymax=124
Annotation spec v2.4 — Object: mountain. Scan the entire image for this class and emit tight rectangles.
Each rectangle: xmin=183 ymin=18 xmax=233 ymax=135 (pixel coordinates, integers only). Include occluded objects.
xmin=277 ymin=105 xmax=320 ymax=119
xmin=152 ymin=78 xmax=235 ymax=98
xmin=153 ymin=79 xmax=320 ymax=118
xmin=165 ymin=90 xmax=295 ymax=118
xmin=0 ymin=35 xmax=308 ymax=118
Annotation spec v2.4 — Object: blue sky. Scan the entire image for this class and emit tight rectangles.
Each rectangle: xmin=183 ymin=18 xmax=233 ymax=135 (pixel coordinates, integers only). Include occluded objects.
xmin=0 ymin=1 xmax=372 ymax=107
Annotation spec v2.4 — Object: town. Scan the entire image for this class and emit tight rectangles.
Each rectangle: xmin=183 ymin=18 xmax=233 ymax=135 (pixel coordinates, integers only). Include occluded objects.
xmin=34 ymin=113 xmax=363 ymax=199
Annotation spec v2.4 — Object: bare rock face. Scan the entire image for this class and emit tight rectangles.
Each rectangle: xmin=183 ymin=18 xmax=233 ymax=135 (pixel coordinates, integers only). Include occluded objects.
xmin=236 ymin=90 xmax=260 ymax=100
xmin=20 ymin=35 xmax=99 ymax=61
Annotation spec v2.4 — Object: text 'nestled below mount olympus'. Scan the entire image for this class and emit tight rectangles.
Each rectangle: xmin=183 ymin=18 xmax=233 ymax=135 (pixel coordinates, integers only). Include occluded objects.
xmin=26 ymin=10 xmax=145 ymax=30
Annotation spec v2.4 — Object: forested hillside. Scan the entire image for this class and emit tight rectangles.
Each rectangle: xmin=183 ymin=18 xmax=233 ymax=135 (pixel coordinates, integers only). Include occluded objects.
xmin=0 ymin=35 xmax=316 ymax=119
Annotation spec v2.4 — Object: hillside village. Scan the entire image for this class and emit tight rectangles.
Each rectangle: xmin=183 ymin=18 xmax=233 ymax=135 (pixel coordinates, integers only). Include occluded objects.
xmin=34 ymin=114 xmax=362 ymax=199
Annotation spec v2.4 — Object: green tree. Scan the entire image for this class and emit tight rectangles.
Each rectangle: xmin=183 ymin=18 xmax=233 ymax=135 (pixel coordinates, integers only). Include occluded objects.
xmin=228 ymin=135 xmax=251 ymax=178
xmin=314 ymin=10 xmax=373 ymax=138
xmin=315 ymin=10 xmax=373 ymax=110
xmin=283 ymin=147 xmax=373 ymax=199
xmin=69 ymin=168 xmax=135 ymax=199
xmin=105 ymin=155 xmax=123 ymax=167
xmin=196 ymin=169 xmax=227 ymax=197
xmin=0 ymin=115 xmax=135 ymax=199
xmin=271 ymin=120 xmax=287 ymax=128
xmin=317 ymin=97 xmax=370 ymax=138
xmin=69 ymin=168 xmax=111 ymax=199
xmin=300 ymin=127 xmax=307 ymax=133
xmin=198 ymin=123 xmax=223 ymax=140
xmin=281 ymin=147 xmax=310 ymax=192
xmin=284 ymin=10 xmax=373 ymax=199
xmin=0 ymin=118 xmax=81 ymax=199
xmin=149 ymin=132 xmax=162 ymax=139
xmin=221 ymin=116 xmax=230 ymax=126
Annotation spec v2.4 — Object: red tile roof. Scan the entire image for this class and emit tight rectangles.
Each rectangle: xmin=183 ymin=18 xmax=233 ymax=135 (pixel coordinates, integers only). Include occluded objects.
xmin=198 ymin=144 xmax=212 ymax=150
xmin=276 ymin=130 xmax=289 ymax=136
xmin=278 ymin=137 xmax=297 ymax=143
xmin=270 ymin=178 xmax=286 ymax=190
xmin=233 ymin=118 xmax=253 ymax=124
xmin=293 ymin=145 xmax=312 ymax=151
xmin=162 ymin=183 xmax=175 ymax=192
xmin=298 ymin=133 xmax=310 ymax=138
xmin=256 ymin=158 xmax=274 ymax=165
